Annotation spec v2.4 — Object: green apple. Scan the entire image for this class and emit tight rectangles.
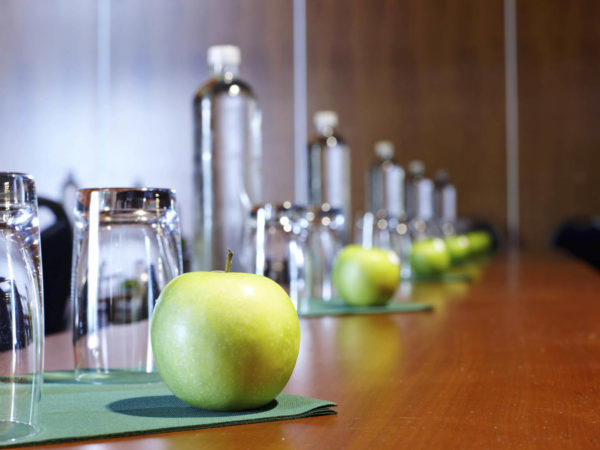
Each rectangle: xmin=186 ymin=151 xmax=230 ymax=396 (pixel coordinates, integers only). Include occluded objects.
xmin=150 ymin=268 xmax=300 ymax=411
xmin=332 ymin=244 xmax=401 ymax=306
xmin=410 ymin=237 xmax=451 ymax=276
xmin=466 ymin=230 xmax=493 ymax=256
xmin=444 ymin=234 xmax=470 ymax=265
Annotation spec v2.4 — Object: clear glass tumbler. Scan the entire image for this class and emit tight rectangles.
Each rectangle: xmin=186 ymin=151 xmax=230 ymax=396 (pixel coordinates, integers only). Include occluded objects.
xmin=243 ymin=203 xmax=309 ymax=314
xmin=355 ymin=211 xmax=412 ymax=279
xmin=0 ymin=173 xmax=44 ymax=442
xmin=307 ymin=204 xmax=345 ymax=303
xmin=72 ymin=188 xmax=182 ymax=383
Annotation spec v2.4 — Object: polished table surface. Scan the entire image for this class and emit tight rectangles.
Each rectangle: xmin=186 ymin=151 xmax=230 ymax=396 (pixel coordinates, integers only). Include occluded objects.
xmin=38 ymin=252 xmax=600 ymax=449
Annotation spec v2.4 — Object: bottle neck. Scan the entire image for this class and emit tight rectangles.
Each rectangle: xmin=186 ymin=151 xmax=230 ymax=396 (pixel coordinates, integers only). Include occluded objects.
xmin=316 ymin=125 xmax=335 ymax=137
xmin=210 ymin=63 xmax=240 ymax=81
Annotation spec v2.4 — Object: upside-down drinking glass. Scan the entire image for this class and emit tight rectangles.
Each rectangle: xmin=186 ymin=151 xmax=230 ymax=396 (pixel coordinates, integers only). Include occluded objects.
xmin=307 ymin=204 xmax=345 ymax=303
xmin=71 ymin=188 xmax=182 ymax=383
xmin=0 ymin=173 xmax=44 ymax=442
xmin=242 ymin=203 xmax=309 ymax=314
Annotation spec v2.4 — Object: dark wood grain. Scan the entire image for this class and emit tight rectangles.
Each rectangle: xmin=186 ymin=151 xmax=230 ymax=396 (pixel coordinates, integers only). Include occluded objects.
xmin=40 ymin=253 xmax=600 ymax=448
xmin=517 ymin=0 xmax=600 ymax=248
xmin=306 ymin=0 xmax=600 ymax=248
xmin=306 ymin=0 xmax=507 ymax=234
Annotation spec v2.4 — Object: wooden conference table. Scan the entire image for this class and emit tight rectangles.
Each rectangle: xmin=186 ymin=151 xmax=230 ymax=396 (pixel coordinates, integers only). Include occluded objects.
xmin=38 ymin=252 xmax=600 ymax=449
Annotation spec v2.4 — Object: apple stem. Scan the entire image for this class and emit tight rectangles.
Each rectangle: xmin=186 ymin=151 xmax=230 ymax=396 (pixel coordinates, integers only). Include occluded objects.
xmin=225 ymin=249 xmax=234 ymax=273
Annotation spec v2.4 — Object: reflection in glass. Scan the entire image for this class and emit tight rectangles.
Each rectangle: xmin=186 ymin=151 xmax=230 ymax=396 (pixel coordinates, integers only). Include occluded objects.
xmin=72 ymin=188 xmax=182 ymax=383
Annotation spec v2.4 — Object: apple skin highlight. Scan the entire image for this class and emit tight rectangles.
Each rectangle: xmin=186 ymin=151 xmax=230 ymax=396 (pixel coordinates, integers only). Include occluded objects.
xmin=332 ymin=244 xmax=401 ymax=307
xmin=410 ymin=238 xmax=451 ymax=276
xmin=445 ymin=234 xmax=470 ymax=265
xmin=150 ymin=271 xmax=301 ymax=412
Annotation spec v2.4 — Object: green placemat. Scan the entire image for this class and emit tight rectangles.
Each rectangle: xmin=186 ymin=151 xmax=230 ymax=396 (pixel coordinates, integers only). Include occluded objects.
xmin=300 ymin=299 xmax=432 ymax=317
xmin=1 ymin=371 xmax=336 ymax=448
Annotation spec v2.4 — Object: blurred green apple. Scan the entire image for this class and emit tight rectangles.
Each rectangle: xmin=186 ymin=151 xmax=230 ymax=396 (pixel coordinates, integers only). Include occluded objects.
xmin=150 ymin=271 xmax=300 ymax=411
xmin=466 ymin=230 xmax=493 ymax=256
xmin=410 ymin=237 xmax=451 ymax=276
xmin=444 ymin=234 xmax=470 ymax=265
xmin=332 ymin=244 xmax=401 ymax=306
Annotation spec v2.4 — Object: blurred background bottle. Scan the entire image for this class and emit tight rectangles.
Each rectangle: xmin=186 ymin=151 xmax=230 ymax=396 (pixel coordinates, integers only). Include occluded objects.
xmin=367 ymin=140 xmax=405 ymax=218
xmin=406 ymin=176 xmax=450 ymax=277
xmin=307 ymin=111 xmax=351 ymax=242
xmin=405 ymin=160 xmax=425 ymax=221
xmin=409 ymin=177 xmax=441 ymax=239
xmin=359 ymin=140 xmax=411 ymax=277
xmin=434 ymin=169 xmax=457 ymax=236
xmin=193 ymin=45 xmax=262 ymax=271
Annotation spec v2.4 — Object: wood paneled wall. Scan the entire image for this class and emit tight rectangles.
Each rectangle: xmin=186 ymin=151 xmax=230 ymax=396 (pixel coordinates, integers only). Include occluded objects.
xmin=517 ymin=0 xmax=600 ymax=248
xmin=1 ymin=0 xmax=598 ymax=248
xmin=306 ymin=0 xmax=600 ymax=248
xmin=306 ymin=0 xmax=507 ymax=237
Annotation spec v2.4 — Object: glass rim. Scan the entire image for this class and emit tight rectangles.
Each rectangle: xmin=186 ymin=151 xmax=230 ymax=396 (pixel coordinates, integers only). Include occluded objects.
xmin=0 ymin=172 xmax=36 ymax=186
xmin=0 ymin=171 xmax=34 ymax=178
xmin=0 ymin=172 xmax=37 ymax=208
xmin=249 ymin=202 xmax=308 ymax=221
xmin=251 ymin=202 xmax=306 ymax=212
xmin=75 ymin=187 xmax=177 ymax=213
xmin=77 ymin=187 xmax=176 ymax=195
xmin=307 ymin=204 xmax=343 ymax=218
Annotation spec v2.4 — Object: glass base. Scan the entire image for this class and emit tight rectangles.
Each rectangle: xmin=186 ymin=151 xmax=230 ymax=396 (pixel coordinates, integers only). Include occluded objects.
xmin=75 ymin=369 xmax=162 ymax=385
xmin=0 ymin=420 xmax=39 ymax=442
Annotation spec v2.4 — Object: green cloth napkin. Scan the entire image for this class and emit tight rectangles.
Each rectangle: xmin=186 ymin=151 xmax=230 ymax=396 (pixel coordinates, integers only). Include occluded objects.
xmin=1 ymin=371 xmax=336 ymax=448
xmin=300 ymin=299 xmax=432 ymax=317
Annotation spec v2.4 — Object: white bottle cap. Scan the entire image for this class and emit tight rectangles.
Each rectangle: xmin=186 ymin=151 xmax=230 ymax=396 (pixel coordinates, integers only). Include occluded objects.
xmin=207 ymin=45 xmax=241 ymax=67
xmin=314 ymin=111 xmax=338 ymax=130
xmin=408 ymin=160 xmax=425 ymax=177
xmin=374 ymin=141 xmax=394 ymax=160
